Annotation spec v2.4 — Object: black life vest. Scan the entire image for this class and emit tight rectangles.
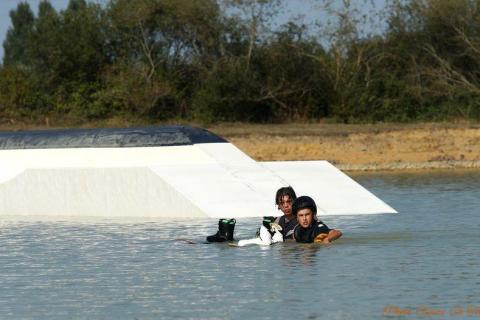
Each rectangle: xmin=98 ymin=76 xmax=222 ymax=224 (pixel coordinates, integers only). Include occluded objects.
xmin=294 ymin=221 xmax=331 ymax=243
xmin=276 ymin=215 xmax=298 ymax=239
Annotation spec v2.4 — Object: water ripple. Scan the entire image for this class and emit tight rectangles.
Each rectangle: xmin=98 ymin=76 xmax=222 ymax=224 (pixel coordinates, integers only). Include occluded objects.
xmin=0 ymin=171 xmax=479 ymax=319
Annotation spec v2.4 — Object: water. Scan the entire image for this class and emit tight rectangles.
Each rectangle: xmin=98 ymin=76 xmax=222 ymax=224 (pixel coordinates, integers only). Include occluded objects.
xmin=1 ymin=170 xmax=479 ymax=319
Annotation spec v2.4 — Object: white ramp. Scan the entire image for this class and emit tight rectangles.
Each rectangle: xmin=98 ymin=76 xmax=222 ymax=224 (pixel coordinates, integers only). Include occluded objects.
xmin=150 ymin=143 xmax=288 ymax=218
xmin=0 ymin=126 xmax=397 ymax=218
xmin=148 ymin=145 xmax=396 ymax=218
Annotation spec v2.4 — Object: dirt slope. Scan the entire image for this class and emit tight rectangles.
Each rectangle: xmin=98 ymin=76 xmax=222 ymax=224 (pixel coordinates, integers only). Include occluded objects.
xmin=209 ymin=123 xmax=480 ymax=171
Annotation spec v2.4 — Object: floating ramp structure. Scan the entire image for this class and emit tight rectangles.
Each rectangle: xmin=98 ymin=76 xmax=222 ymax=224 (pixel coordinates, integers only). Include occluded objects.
xmin=0 ymin=126 xmax=396 ymax=218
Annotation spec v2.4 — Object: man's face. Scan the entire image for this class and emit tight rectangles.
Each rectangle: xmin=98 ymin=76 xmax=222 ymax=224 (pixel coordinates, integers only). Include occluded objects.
xmin=278 ymin=195 xmax=293 ymax=216
xmin=296 ymin=208 xmax=314 ymax=228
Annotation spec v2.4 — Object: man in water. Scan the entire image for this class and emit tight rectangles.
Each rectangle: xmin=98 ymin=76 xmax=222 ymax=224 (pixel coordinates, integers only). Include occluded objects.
xmin=206 ymin=186 xmax=297 ymax=242
xmin=292 ymin=196 xmax=342 ymax=243
xmin=272 ymin=186 xmax=297 ymax=239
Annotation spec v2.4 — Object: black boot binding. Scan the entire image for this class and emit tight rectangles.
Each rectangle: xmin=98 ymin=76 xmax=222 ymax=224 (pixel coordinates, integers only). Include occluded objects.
xmin=206 ymin=219 xmax=236 ymax=242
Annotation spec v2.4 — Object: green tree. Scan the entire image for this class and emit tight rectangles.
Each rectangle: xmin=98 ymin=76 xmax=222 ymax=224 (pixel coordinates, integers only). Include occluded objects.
xmin=3 ymin=2 xmax=35 ymax=67
xmin=384 ymin=0 xmax=480 ymax=119
xmin=28 ymin=0 xmax=110 ymax=118
xmin=102 ymin=0 xmax=228 ymax=119
xmin=0 ymin=66 xmax=50 ymax=121
xmin=255 ymin=22 xmax=332 ymax=120
xmin=220 ymin=0 xmax=283 ymax=69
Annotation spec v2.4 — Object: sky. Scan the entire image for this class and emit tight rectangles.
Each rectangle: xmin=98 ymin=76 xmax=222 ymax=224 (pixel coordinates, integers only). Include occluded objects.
xmin=0 ymin=0 xmax=387 ymax=62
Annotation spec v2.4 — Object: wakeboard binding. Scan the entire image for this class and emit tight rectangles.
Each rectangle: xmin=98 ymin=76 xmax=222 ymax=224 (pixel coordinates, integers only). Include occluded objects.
xmin=206 ymin=218 xmax=236 ymax=242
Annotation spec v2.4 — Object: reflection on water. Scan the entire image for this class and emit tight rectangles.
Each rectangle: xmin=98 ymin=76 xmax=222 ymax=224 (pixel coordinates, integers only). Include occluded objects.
xmin=0 ymin=170 xmax=479 ymax=319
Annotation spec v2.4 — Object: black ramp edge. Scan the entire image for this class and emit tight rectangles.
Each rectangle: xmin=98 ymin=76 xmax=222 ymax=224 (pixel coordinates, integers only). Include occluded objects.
xmin=181 ymin=126 xmax=227 ymax=144
xmin=0 ymin=126 xmax=227 ymax=150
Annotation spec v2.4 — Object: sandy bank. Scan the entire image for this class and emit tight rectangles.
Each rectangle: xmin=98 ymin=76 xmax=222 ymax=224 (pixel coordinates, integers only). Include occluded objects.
xmin=209 ymin=122 xmax=480 ymax=171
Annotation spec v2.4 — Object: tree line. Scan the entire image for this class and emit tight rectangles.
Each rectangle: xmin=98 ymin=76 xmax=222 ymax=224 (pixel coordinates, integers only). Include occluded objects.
xmin=1 ymin=0 xmax=480 ymax=125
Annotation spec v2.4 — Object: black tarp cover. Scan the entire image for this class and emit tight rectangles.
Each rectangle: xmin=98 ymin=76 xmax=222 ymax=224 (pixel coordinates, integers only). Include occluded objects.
xmin=0 ymin=126 xmax=227 ymax=150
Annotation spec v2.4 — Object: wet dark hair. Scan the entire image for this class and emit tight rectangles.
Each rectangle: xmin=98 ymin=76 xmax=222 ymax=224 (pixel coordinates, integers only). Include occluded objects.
xmin=292 ymin=196 xmax=317 ymax=216
xmin=275 ymin=186 xmax=297 ymax=205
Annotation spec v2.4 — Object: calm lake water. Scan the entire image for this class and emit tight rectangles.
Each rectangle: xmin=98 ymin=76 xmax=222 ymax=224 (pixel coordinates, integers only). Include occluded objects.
xmin=1 ymin=170 xmax=479 ymax=319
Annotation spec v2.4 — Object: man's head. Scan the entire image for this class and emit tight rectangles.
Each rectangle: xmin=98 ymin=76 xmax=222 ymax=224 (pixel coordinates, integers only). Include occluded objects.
xmin=292 ymin=196 xmax=317 ymax=228
xmin=275 ymin=186 xmax=296 ymax=217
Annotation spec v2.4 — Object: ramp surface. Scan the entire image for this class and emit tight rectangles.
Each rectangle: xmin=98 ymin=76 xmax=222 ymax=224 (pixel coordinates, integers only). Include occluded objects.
xmin=0 ymin=126 xmax=397 ymax=218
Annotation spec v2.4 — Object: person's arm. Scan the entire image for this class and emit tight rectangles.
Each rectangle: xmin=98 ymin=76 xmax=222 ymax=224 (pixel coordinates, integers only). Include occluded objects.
xmin=323 ymin=229 xmax=342 ymax=244
xmin=314 ymin=229 xmax=342 ymax=244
